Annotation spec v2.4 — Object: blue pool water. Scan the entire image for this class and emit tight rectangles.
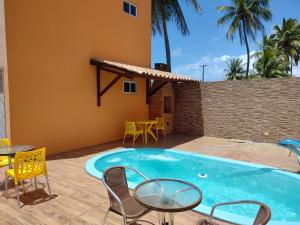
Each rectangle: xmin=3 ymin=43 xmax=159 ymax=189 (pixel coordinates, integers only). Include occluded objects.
xmin=85 ymin=148 xmax=300 ymax=225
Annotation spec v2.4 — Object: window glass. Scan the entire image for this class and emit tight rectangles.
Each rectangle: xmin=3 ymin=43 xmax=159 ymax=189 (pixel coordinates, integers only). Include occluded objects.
xmin=130 ymin=83 xmax=136 ymax=92
xmin=124 ymin=82 xmax=130 ymax=92
xmin=124 ymin=81 xmax=136 ymax=93
xmin=123 ymin=1 xmax=137 ymax=17
xmin=123 ymin=1 xmax=130 ymax=13
xmin=130 ymin=4 xmax=137 ymax=16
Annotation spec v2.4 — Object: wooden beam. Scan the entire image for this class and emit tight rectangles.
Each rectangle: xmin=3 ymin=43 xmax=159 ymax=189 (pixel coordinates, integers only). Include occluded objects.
xmin=100 ymin=74 xmax=122 ymax=97
xmin=146 ymin=79 xmax=150 ymax=104
xmin=149 ymin=81 xmax=168 ymax=97
xmin=96 ymin=66 xmax=101 ymax=106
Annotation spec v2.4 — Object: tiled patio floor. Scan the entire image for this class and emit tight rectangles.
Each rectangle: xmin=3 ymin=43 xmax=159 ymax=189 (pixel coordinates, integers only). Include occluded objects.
xmin=0 ymin=134 xmax=298 ymax=225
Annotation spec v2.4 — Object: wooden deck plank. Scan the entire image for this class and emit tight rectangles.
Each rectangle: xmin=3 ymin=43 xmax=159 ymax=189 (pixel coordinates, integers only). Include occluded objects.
xmin=0 ymin=134 xmax=298 ymax=225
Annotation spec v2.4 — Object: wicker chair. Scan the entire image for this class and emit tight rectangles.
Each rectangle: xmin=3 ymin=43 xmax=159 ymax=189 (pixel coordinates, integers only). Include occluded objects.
xmin=197 ymin=200 xmax=271 ymax=225
xmin=102 ymin=166 xmax=152 ymax=225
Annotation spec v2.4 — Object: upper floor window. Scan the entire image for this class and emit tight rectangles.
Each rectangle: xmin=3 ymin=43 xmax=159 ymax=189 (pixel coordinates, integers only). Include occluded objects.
xmin=123 ymin=81 xmax=136 ymax=93
xmin=123 ymin=1 xmax=137 ymax=17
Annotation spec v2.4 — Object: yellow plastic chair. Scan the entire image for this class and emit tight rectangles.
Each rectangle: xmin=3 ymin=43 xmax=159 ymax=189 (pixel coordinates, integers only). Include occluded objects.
xmin=123 ymin=122 xmax=144 ymax=145
xmin=0 ymin=138 xmax=12 ymax=167
xmin=4 ymin=147 xmax=51 ymax=208
xmin=153 ymin=117 xmax=166 ymax=139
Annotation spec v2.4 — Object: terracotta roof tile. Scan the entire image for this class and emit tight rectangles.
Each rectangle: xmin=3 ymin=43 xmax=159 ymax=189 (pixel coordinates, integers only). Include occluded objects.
xmin=91 ymin=58 xmax=200 ymax=82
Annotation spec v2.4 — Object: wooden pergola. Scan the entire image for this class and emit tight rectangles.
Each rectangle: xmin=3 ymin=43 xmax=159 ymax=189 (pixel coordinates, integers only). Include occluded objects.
xmin=90 ymin=58 xmax=199 ymax=106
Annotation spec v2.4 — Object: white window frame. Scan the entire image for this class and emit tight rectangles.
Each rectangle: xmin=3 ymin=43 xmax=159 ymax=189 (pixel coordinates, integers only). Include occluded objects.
xmin=123 ymin=80 xmax=137 ymax=94
xmin=123 ymin=1 xmax=138 ymax=18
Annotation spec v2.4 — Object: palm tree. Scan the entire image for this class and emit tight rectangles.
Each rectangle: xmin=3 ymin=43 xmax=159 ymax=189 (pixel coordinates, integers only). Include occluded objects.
xmin=217 ymin=0 xmax=272 ymax=79
xmin=254 ymin=47 xmax=288 ymax=78
xmin=152 ymin=0 xmax=201 ymax=71
xmin=271 ymin=18 xmax=300 ymax=75
xmin=225 ymin=58 xmax=245 ymax=80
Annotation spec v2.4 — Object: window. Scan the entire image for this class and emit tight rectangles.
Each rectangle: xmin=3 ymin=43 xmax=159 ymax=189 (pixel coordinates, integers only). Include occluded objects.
xmin=164 ymin=96 xmax=172 ymax=113
xmin=123 ymin=81 xmax=137 ymax=93
xmin=123 ymin=1 xmax=137 ymax=17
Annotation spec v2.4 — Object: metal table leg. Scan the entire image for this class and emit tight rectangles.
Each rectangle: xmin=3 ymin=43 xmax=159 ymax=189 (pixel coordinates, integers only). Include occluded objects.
xmin=8 ymin=156 xmax=12 ymax=169
xmin=169 ymin=213 xmax=174 ymax=225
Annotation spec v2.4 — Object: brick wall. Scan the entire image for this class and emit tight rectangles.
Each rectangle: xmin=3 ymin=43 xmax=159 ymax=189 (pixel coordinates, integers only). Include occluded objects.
xmin=173 ymin=82 xmax=204 ymax=135
xmin=149 ymin=81 xmax=174 ymax=134
xmin=173 ymin=77 xmax=300 ymax=142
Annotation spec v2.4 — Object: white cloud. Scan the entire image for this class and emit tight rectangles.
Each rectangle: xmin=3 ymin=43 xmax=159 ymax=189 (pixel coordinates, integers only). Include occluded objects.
xmin=173 ymin=51 xmax=256 ymax=82
xmin=171 ymin=48 xmax=182 ymax=57
xmin=293 ymin=66 xmax=300 ymax=77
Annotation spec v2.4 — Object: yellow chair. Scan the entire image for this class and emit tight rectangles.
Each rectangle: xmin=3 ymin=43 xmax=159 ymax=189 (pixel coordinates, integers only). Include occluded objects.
xmin=0 ymin=138 xmax=12 ymax=168
xmin=123 ymin=122 xmax=144 ymax=145
xmin=153 ymin=117 xmax=166 ymax=139
xmin=4 ymin=147 xmax=51 ymax=208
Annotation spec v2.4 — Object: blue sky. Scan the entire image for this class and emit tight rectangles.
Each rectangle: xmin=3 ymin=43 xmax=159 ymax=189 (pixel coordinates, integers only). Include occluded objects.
xmin=151 ymin=0 xmax=300 ymax=81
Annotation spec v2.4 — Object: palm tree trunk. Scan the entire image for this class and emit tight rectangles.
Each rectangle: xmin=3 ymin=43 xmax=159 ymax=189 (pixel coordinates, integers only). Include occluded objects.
xmin=285 ymin=54 xmax=289 ymax=75
xmin=290 ymin=57 xmax=293 ymax=75
xmin=162 ymin=18 xmax=171 ymax=72
xmin=242 ymin=19 xmax=250 ymax=79
xmin=159 ymin=1 xmax=171 ymax=72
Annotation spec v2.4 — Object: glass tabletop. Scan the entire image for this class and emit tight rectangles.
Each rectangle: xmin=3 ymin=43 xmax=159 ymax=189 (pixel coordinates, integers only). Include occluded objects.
xmin=0 ymin=145 xmax=34 ymax=156
xmin=134 ymin=178 xmax=202 ymax=212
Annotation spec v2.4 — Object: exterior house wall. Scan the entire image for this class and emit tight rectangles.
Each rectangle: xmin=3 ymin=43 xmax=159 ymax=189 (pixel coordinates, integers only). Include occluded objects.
xmin=174 ymin=77 xmax=300 ymax=143
xmin=4 ymin=0 xmax=151 ymax=154
xmin=0 ymin=0 xmax=10 ymax=138
xmin=149 ymin=81 xmax=174 ymax=134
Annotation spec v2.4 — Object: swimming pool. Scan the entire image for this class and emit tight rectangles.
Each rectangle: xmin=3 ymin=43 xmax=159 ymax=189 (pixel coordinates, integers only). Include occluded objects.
xmin=85 ymin=148 xmax=300 ymax=225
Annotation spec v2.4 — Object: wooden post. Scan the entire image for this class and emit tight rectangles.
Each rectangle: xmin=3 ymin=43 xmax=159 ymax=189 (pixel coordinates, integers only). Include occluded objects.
xmin=146 ymin=79 xmax=150 ymax=104
xmin=96 ymin=66 xmax=101 ymax=106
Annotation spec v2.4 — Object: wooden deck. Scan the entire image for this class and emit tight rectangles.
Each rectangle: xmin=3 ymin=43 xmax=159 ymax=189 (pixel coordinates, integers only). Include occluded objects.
xmin=0 ymin=134 xmax=298 ymax=225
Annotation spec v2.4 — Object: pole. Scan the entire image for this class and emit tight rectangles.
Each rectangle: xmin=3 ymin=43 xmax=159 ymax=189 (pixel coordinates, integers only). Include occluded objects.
xmin=199 ymin=65 xmax=208 ymax=82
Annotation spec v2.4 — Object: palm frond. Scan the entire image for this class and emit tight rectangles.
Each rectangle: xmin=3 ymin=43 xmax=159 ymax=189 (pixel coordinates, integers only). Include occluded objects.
xmin=169 ymin=0 xmax=190 ymax=35
xmin=184 ymin=0 xmax=202 ymax=12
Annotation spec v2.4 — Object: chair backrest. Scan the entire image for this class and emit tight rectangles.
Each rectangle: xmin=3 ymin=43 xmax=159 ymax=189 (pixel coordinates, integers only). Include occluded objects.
xmin=125 ymin=121 xmax=137 ymax=133
xmin=0 ymin=138 xmax=11 ymax=147
xmin=155 ymin=117 xmax=164 ymax=127
xmin=253 ymin=204 xmax=271 ymax=225
xmin=14 ymin=147 xmax=47 ymax=180
xmin=103 ymin=166 xmax=131 ymax=209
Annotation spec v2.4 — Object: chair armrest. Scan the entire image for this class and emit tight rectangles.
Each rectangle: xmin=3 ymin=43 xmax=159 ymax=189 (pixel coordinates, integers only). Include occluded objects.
xmin=172 ymin=187 xmax=197 ymax=200
xmin=125 ymin=167 xmax=149 ymax=181
xmin=209 ymin=200 xmax=265 ymax=223
xmin=102 ymin=179 xmax=126 ymax=216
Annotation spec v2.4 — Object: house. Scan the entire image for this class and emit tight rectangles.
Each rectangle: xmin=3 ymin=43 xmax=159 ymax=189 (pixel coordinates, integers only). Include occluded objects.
xmin=0 ymin=0 xmax=197 ymax=155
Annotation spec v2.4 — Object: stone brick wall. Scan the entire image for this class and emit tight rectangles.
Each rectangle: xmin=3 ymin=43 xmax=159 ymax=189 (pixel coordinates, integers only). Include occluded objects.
xmin=173 ymin=82 xmax=204 ymax=135
xmin=149 ymin=81 xmax=174 ymax=134
xmin=173 ymin=77 xmax=300 ymax=142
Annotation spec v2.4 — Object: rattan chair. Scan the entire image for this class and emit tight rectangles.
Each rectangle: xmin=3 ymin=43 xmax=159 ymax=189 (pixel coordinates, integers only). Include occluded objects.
xmin=197 ymin=200 xmax=271 ymax=225
xmin=102 ymin=166 xmax=152 ymax=225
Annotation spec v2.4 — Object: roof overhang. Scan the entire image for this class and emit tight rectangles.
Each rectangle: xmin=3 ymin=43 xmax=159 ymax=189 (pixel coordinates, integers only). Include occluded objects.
xmin=90 ymin=58 xmax=200 ymax=82
xmin=90 ymin=58 xmax=200 ymax=106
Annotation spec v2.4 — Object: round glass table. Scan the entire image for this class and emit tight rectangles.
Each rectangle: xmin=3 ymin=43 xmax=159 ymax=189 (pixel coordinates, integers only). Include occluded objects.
xmin=134 ymin=178 xmax=202 ymax=225
xmin=0 ymin=145 xmax=34 ymax=168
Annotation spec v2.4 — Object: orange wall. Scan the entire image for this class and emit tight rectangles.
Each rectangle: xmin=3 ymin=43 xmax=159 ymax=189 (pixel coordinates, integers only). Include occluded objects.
xmin=0 ymin=0 xmax=10 ymax=138
xmin=4 ymin=0 xmax=151 ymax=154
